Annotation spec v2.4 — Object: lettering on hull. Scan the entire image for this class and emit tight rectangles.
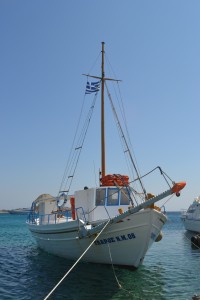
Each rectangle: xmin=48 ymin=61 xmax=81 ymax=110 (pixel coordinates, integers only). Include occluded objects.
xmin=94 ymin=233 xmax=136 ymax=246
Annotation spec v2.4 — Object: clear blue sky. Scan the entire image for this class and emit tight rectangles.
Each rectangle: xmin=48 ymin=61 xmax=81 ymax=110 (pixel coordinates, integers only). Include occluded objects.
xmin=0 ymin=0 xmax=199 ymax=210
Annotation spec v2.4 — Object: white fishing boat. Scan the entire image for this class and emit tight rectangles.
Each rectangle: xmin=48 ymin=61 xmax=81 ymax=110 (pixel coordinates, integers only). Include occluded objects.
xmin=181 ymin=196 xmax=200 ymax=233
xmin=27 ymin=42 xmax=186 ymax=269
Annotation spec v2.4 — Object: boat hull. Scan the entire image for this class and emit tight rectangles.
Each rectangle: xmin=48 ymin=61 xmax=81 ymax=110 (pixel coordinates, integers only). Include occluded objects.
xmin=28 ymin=208 xmax=166 ymax=268
xmin=181 ymin=216 xmax=200 ymax=233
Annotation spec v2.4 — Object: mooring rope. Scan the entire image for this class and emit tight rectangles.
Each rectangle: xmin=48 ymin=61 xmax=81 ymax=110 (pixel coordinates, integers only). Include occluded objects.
xmin=43 ymin=219 xmax=110 ymax=300
xmin=106 ymin=237 xmax=136 ymax=297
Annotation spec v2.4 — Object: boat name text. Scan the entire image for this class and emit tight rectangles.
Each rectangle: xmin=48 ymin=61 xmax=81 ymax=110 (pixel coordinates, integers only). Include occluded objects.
xmin=94 ymin=233 xmax=136 ymax=246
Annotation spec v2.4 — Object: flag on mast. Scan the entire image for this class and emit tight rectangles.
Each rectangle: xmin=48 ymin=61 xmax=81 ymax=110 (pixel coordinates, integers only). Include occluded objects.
xmin=85 ymin=81 xmax=100 ymax=94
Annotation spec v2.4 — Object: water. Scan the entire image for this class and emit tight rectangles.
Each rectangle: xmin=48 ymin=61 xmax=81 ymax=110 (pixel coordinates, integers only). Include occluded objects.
xmin=0 ymin=212 xmax=200 ymax=300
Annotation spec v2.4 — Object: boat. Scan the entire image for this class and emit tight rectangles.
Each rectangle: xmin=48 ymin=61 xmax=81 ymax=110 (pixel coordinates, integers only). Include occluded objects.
xmin=181 ymin=196 xmax=200 ymax=233
xmin=27 ymin=42 xmax=186 ymax=269
xmin=9 ymin=208 xmax=31 ymax=215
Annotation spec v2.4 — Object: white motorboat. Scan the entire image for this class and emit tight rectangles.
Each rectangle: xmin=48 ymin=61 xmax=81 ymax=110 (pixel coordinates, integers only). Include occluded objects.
xmin=27 ymin=42 xmax=186 ymax=269
xmin=181 ymin=196 xmax=200 ymax=233
xmin=9 ymin=208 xmax=31 ymax=215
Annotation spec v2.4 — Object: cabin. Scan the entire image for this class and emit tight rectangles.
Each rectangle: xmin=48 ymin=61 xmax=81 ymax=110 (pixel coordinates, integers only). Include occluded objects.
xmin=74 ymin=185 xmax=132 ymax=224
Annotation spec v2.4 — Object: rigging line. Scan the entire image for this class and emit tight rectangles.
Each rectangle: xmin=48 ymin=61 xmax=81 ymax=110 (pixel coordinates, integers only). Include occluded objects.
xmin=116 ymin=81 xmax=144 ymax=188
xmin=114 ymin=79 xmax=145 ymax=192
xmin=160 ymin=194 xmax=175 ymax=208
xmin=115 ymin=132 xmax=142 ymax=203
xmin=113 ymin=175 xmax=136 ymax=206
xmin=131 ymin=166 xmax=173 ymax=189
xmin=63 ymin=94 xmax=98 ymax=193
xmin=43 ymin=219 xmax=110 ymax=300
xmin=104 ymin=55 xmax=129 ymax=136
xmin=105 ymin=55 xmax=140 ymax=193
xmin=102 ymin=80 xmax=136 ymax=189
xmin=93 ymin=160 xmax=98 ymax=187
xmin=104 ymin=205 xmax=112 ymax=220
xmin=105 ymin=82 xmax=147 ymax=197
xmin=103 ymin=62 xmax=142 ymax=189
xmin=59 ymin=92 xmax=88 ymax=194
xmin=105 ymin=54 xmax=143 ymax=190
xmin=113 ymin=182 xmax=135 ymax=207
xmin=64 ymin=94 xmax=96 ymax=180
xmin=105 ymin=56 xmax=128 ymax=137
xmin=160 ymin=169 xmax=174 ymax=184
xmin=105 ymin=54 xmax=133 ymax=149
xmin=87 ymin=51 xmax=101 ymax=76
xmin=63 ymin=97 xmax=97 ymax=193
xmin=113 ymin=116 xmax=133 ymax=180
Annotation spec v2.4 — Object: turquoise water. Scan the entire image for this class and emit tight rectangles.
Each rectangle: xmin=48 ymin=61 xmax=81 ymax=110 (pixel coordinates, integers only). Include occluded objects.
xmin=0 ymin=212 xmax=200 ymax=300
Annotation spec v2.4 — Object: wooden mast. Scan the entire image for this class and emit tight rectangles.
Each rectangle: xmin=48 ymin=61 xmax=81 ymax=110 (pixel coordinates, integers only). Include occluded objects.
xmin=101 ymin=42 xmax=105 ymax=178
xmin=82 ymin=42 xmax=121 ymax=181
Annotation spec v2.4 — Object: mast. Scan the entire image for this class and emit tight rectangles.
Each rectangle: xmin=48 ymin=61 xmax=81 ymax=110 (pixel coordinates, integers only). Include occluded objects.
xmin=101 ymin=42 xmax=105 ymax=178
xmin=82 ymin=42 xmax=121 ymax=180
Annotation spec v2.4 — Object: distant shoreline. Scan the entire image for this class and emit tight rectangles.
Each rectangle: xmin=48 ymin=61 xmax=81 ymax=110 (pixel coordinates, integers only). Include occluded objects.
xmin=0 ymin=209 xmax=181 ymax=214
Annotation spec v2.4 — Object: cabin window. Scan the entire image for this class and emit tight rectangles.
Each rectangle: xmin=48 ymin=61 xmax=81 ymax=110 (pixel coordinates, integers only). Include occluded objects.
xmin=96 ymin=189 xmax=106 ymax=206
xmin=120 ymin=188 xmax=130 ymax=205
xmin=107 ymin=188 xmax=119 ymax=206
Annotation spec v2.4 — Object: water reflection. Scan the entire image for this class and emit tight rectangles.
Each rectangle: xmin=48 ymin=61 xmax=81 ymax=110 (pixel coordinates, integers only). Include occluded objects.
xmin=23 ymin=252 xmax=121 ymax=300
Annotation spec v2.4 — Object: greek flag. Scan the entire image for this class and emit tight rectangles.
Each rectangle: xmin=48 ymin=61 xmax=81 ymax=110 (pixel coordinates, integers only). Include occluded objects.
xmin=85 ymin=81 xmax=100 ymax=94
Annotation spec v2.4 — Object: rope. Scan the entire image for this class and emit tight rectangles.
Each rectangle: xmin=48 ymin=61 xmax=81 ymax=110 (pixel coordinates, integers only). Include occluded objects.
xmin=106 ymin=241 xmax=121 ymax=288
xmin=58 ymin=93 xmax=87 ymax=195
xmin=105 ymin=82 xmax=147 ymax=198
xmin=59 ymin=92 xmax=98 ymax=199
xmin=104 ymin=54 xmax=144 ymax=192
xmin=43 ymin=219 xmax=110 ymax=300
xmin=160 ymin=194 xmax=175 ymax=209
xmin=131 ymin=166 xmax=173 ymax=189
xmin=106 ymin=233 xmax=136 ymax=298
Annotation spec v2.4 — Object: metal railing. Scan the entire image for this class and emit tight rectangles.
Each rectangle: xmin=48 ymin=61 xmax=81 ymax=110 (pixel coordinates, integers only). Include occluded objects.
xmin=27 ymin=207 xmax=86 ymax=225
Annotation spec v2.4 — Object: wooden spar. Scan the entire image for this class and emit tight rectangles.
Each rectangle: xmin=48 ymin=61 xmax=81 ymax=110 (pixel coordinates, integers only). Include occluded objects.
xmin=101 ymin=42 xmax=105 ymax=178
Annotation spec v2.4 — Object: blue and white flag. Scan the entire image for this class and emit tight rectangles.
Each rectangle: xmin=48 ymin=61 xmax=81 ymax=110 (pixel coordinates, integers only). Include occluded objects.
xmin=85 ymin=81 xmax=100 ymax=94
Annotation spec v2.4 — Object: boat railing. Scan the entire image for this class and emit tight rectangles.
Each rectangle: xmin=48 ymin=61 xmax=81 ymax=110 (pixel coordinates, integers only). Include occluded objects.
xmin=27 ymin=207 xmax=86 ymax=225
xmin=27 ymin=210 xmax=72 ymax=225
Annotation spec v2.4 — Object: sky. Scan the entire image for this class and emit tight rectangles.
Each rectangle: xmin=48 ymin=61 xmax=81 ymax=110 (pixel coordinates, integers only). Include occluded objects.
xmin=0 ymin=0 xmax=200 ymax=210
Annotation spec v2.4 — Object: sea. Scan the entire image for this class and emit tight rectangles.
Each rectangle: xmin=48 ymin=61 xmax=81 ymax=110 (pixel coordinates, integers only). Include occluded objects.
xmin=0 ymin=212 xmax=200 ymax=300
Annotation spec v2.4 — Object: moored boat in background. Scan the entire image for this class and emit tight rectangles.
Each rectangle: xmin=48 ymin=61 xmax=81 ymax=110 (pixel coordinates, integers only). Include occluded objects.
xmin=10 ymin=208 xmax=31 ymax=215
xmin=181 ymin=196 xmax=200 ymax=233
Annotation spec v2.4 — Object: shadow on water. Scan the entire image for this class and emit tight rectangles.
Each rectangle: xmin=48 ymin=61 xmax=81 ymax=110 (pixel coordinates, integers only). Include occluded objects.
xmin=23 ymin=250 xmax=121 ymax=300
xmin=20 ymin=249 xmax=168 ymax=300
